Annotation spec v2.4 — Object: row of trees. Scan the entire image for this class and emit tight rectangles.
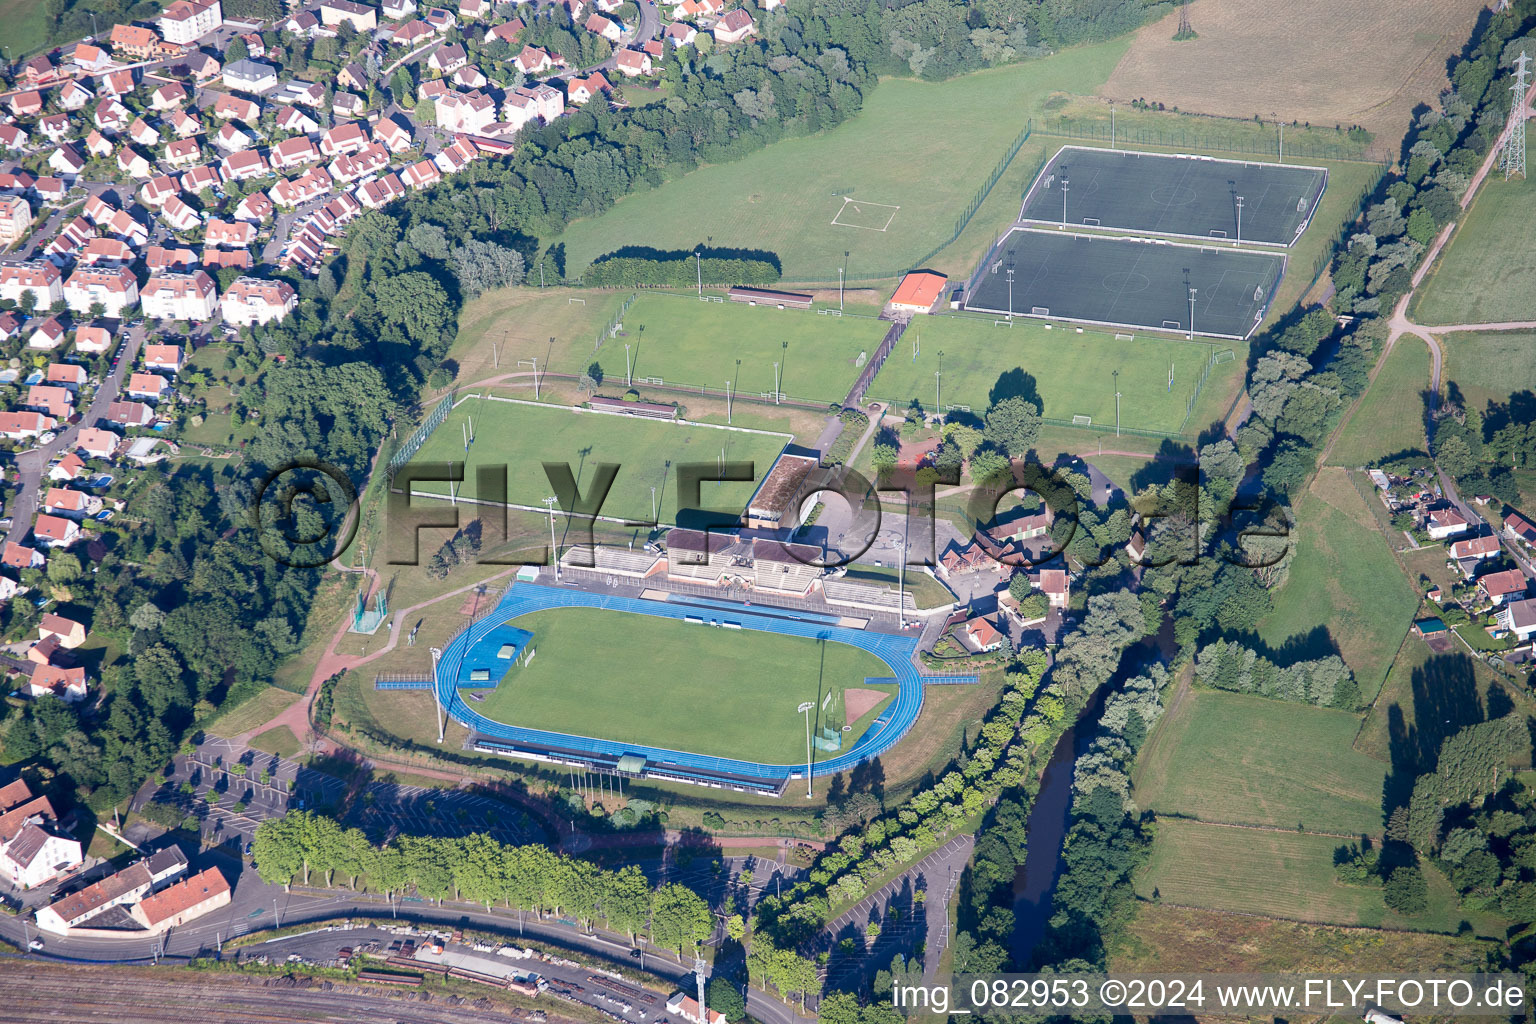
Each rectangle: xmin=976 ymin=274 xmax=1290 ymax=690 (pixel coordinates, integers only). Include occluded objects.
xmin=585 ymin=254 xmax=781 ymax=288
xmin=1194 ymin=639 xmax=1359 ymax=709
xmin=252 ymin=810 xmax=717 ymax=955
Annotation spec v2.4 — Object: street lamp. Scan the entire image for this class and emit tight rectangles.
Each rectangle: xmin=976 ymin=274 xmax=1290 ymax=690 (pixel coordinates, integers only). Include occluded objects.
xmin=798 ymin=701 xmax=815 ymax=798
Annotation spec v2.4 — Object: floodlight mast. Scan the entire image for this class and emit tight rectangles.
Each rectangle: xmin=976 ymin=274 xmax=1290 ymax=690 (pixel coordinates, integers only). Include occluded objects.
xmin=1188 ymin=286 xmax=1198 ymax=340
xmin=543 ymin=496 xmax=560 ymax=580
xmin=798 ymin=701 xmax=815 ymax=797
xmin=430 ymin=646 xmax=445 ymax=742
xmin=1235 ymin=195 xmax=1244 ymax=244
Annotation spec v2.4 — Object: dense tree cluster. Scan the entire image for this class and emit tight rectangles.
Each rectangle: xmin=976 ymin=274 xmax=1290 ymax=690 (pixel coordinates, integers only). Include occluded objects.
xmin=253 ymin=810 xmax=712 ymax=950
xmin=1195 ymin=639 xmax=1359 ymax=709
xmin=585 ymin=254 xmax=780 ymax=288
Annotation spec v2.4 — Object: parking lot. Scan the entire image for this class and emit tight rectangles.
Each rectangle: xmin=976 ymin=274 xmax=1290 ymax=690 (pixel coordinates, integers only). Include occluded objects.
xmin=344 ymin=781 xmax=538 ymax=847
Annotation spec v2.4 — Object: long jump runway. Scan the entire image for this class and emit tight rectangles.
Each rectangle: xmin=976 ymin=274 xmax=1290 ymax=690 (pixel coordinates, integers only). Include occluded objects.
xmin=434 ymin=582 xmax=975 ymax=781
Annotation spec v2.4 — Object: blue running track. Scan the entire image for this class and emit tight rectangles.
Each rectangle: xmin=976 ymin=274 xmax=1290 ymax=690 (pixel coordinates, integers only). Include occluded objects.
xmin=435 ymin=583 xmax=976 ymax=781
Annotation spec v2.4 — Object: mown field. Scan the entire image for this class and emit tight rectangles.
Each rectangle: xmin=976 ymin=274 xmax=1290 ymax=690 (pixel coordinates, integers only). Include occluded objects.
xmin=866 ymin=315 xmax=1238 ymax=434
xmin=407 ymin=394 xmax=789 ymax=524
xmin=1415 ymin=174 xmax=1536 ymax=325
xmin=1441 ymin=330 xmax=1536 ymax=414
xmin=1132 ymin=687 xmax=1386 ymax=836
xmin=583 ymin=295 xmax=890 ymax=405
xmin=474 ymin=608 xmax=894 ymax=764
xmin=1135 ymin=819 xmax=1504 ymax=935
xmin=1 ymin=0 xmax=52 ymax=59
xmin=1255 ymin=468 xmax=1419 ymax=700
xmin=1327 ymin=337 xmax=1431 ymax=466
xmin=549 ymin=40 xmax=1132 ymax=283
xmin=1109 ymin=903 xmax=1497 ymax=975
xmin=1102 ymin=0 xmax=1488 ymax=146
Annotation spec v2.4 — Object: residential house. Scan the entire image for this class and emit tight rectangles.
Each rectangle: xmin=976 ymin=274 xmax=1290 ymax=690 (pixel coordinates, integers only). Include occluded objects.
xmin=8 ymin=91 xmax=43 ymax=118
xmin=584 ymin=13 xmax=621 ymax=42
xmin=44 ymin=487 xmax=100 ymax=519
xmin=27 ymin=317 xmax=67 ymax=350
xmin=117 ymin=146 xmax=154 ymax=179
xmin=33 ymin=177 xmax=67 ymax=205
xmin=144 ymin=344 xmax=185 ymax=372
xmin=165 ymin=138 xmax=202 ymax=168
xmin=424 ymin=6 xmax=457 ymax=31
xmin=483 ymin=19 xmax=522 ymax=44
xmin=220 ymin=149 xmax=269 ymax=181
xmin=48 ymin=144 xmax=86 ymax=178
xmin=320 ymin=0 xmax=379 ymax=31
xmin=515 ymin=45 xmax=553 ymax=74
xmin=33 ymin=514 xmax=81 ymax=549
xmin=1505 ymin=512 xmax=1536 ymax=548
xmin=27 ymin=665 xmax=89 ymax=703
xmin=104 ymin=400 xmax=154 ymax=428
xmin=145 ymin=244 xmax=198 ymax=270
xmin=221 ymin=276 xmax=297 ymax=325
xmin=328 ymin=141 xmax=389 ymax=182
xmin=159 ymin=193 xmax=202 ymax=232
xmin=459 ymin=0 xmax=489 ymax=17
xmin=216 ymin=121 xmax=254 ymax=151
xmin=373 ymin=116 xmax=412 ymax=152
xmin=1 ymin=540 xmax=45 ymax=567
xmin=130 ymin=867 xmax=231 ymax=933
xmin=71 ymin=43 xmax=112 ymax=74
xmin=0 ymin=125 xmax=29 ymax=153
xmin=382 ymin=0 xmax=417 ymax=18
xmin=142 ymin=271 xmax=217 ymax=321
xmin=437 ymin=90 xmax=497 ymax=133
xmin=151 ymin=82 xmax=189 ymax=110
xmin=93 ymin=98 xmax=132 ymax=131
xmin=1478 ymin=568 xmax=1530 ymax=606
xmin=1037 ymin=568 xmax=1069 ymax=608
xmin=356 ymin=171 xmax=406 ymax=208
xmin=332 ymin=91 xmax=365 ymax=118
xmin=206 ymin=219 xmax=254 ymax=248
xmin=99 ymin=69 xmax=137 ymax=97
xmin=38 ymin=613 xmax=86 ymax=649
xmin=615 ymin=48 xmax=652 ymax=76
xmin=84 ymin=130 xmax=115 ymax=158
xmin=212 ymin=93 xmax=260 ymax=123
xmin=44 ymin=363 xmax=85 ymax=390
xmin=181 ymin=165 xmax=222 ymax=194
xmin=0 ymin=195 xmax=30 ymax=247
xmin=110 ymin=24 xmax=161 ymax=60
xmin=26 ymin=385 xmax=74 ymax=421
xmin=49 ymin=451 xmax=90 ymax=481
xmin=126 ymin=372 xmax=170 ymax=401
xmin=128 ymin=116 xmax=161 ymax=148
xmin=77 ymin=427 xmax=120 ymax=458
xmin=1449 ymin=534 xmax=1501 ymax=573
xmin=4 ymin=261 xmax=66 ymax=307
xmin=566 ymin=72 xmax=611 ymax=105
xmin=663 ymin=21 xmax=696 ymax=46
xmin=321 ymin=121 xmax=370 ymax=156
xmin=64 ymin=266 xmax=138 ymax=317
xmin=73 ymin=324 xmax=115 ymax=354
xmin=58 ymin=80 xmax=94 ymax=111
xmin=401 ymin=158 xmax=442 ymax=190
xmin=160 ymin=0 xmax=223 ymax=45
xmin=273 ymin=79 xmax=325 ymax=107
xmin=168 ymin=109 xmax=203 ymax=138
xmin=104 ymin=208 xmax=149 ymax=246
xmin=391 ymin=19 xmax=436 ymax=47
xmin=223 ymin=58 xmax=279 ymax=94
xmin=34 ymin=849 xmax=187 ymax=933
xmin=140 ymin=175 xmax=179 ymax=209
xmin=271 ymin=166 xmax=334 ymax=206
xmin=338 ymin=62 xmax=369 ymax=92
xmin=432 ymin=133 xmax=477 ymax=173
xmin=1426 ymin=507 xmax=1471 ymax=541
xmin=962 ymin=614 xmax=1007 ymax=653
xmin=1499 ymin=597 xmax=1536 ymax=644
xmin=0 ymin=821 xmax=81 ymax=889
xmin=37 ymin=114 xmax=72 ymax=142
xmin=283 ymin=10 xmax=324 ymax=35
xmin=429 ymin=42 xmax=468 ymax=74
xmin=276 ymin=106 xmax=321 ymax=135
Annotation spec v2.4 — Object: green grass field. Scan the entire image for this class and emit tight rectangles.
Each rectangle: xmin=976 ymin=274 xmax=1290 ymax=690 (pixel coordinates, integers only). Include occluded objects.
xmin=549 ymin=40 xmax=1131 ymax=283
xmin=1134 ymin=688 xmax=1385 ymax=835
xmin=866 ymin=315 xmax=1236 ymax=433
xmin=1136 ymin=820 xmax=1504 ymax=934
xmin=1442 ymin=330 xmax=1536 ymax=414
xmin=0 ymin=0 xmax=52 ymax=59
xmin=1327 ymin=338 xmax=1431 ymax=466
xmin=1415 ymin=173 xmax=1536 ymax=325
xmin=1256 ymin=469 xmax=1418 ymax=700
xmin=408 ymin=394 xmax=789 ymax=523
xmin=472 ymin=608 xmax=895 ymax=764
xmin=583 ymin=294 xmax=890 ymax=405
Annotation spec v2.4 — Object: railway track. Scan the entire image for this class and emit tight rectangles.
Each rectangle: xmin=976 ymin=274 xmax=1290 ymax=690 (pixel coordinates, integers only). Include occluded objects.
xmin=0 ymin=960 xmax=580 ymax=1024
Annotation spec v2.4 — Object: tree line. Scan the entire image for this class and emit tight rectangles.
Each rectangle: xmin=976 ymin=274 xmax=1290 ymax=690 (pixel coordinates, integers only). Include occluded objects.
xmin=1194 ymin=639 xmax=1359 ymax=709
xmin=585 ymin=255 xmax=781 ymax=289
xmin=252 ymin=810 xmax=718 ymax=955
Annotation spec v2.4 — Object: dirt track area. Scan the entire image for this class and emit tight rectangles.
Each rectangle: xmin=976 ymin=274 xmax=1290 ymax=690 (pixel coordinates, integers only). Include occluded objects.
xmin=0 ymin=960 xmax=572 ymax=1024
xmin=844 ymin=686 xmax=888 ymax=722
xmin=1101 ymin=0 xmax=1488 ymax=149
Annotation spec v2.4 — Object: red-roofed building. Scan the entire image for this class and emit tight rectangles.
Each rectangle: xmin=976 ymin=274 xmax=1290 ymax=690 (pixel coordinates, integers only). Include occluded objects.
xmin=889 ymin=270 xmax=948 ymax=315
xmin=130 ymin=867 xmax=230 ymax=932
xmin=33 ymin=514 xmax=81 ymax=549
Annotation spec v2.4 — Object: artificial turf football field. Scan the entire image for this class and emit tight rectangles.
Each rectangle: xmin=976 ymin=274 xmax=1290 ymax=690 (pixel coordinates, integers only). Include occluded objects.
xmin=407 ymin=395 xmax=790 ymax=524
xmin=471 ymin=607 xmax=896 ymax=764
xmin=867 ymin=314 xmax=1232 ymax=433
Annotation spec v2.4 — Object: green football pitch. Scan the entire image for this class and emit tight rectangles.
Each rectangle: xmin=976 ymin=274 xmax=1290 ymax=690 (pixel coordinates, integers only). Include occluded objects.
xmin=867 ymin=315 xmax=1231 ymax=433
xmin=407 ymin=395 xmax=790 ymax=524
xmin=585 ymin=294 xmax=891 ymax=406
xmin=472 ymin=607 xmax=896 ymax=764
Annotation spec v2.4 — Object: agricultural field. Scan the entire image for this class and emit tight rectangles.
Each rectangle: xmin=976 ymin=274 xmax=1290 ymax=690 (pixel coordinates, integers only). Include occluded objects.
xmin=1132 ymin=688 xmax=1386 ymax=836
xmin=1135 ymin=819 xmax=1504 ymax=934
xmin=866 ymin=314 xmax=1241 ymax=435
xmin=1110 ymin=903 xmax=1496 ymax=976
xmin=1441 ymin=330 xmax=1536 ymax=414
xmin=1327 ymin=337 xmax=1431 ymax=466
xmin=1102 ymin=0 xmax=1488 ymax=147
xmin=582 ymin=295 xmax=890 ymax=405
xmin=473 ymin=607 xmax=895 ymax=764
xmin=1255 ymin=468 xmax=1419 ymax=700
xmin=549 ymin=40 xmax=1131 ymax=283
xmin=1415 ymin=174 xmax=1536 ymax=325
xmin=406 ymin=394 xmax=790 ymax=524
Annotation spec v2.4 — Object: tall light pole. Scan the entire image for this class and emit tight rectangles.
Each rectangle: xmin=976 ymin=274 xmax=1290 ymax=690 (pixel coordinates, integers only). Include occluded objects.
xmin=1110 ymin=101 xmax=1115 ymax=148
xmin=1273 ymin=111 xmax=1283 ymax=163
xmin=772 ymin=360 xmax=780 ymax=404
xmin=650 ymin=485 xmax=657 ymax=524
xmin=543 ymin=496 xmax=560 ymax=580
xmin=430 ymin=646 xmax=445 ymax=742
xmin=624 ymin=343 xmax=632 ymax=386
xmin=725 ymin=377 xmax=733 ymax=424
xmin=695 ymin=249 xmax=702 ymax=296
xmin=1235 ymin=195 xmax=1244 ymax=245
xmin=1113 ymin=369 xmax=1121 ymax=438
xmin=1006 ymin=248 xmax=1015 ymax=319
xmin=1061 ymin=175 xmax=1070 ymax=227
xmin=797 ymin=701 xmax=815 ymax=798
xmin=935 ymin=349 xmax=944 ymax=413
xmin=1188 ymin=286 xmax=1198 ymax=340
xmin=841 ymin=251 xmax=848 ymax=310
